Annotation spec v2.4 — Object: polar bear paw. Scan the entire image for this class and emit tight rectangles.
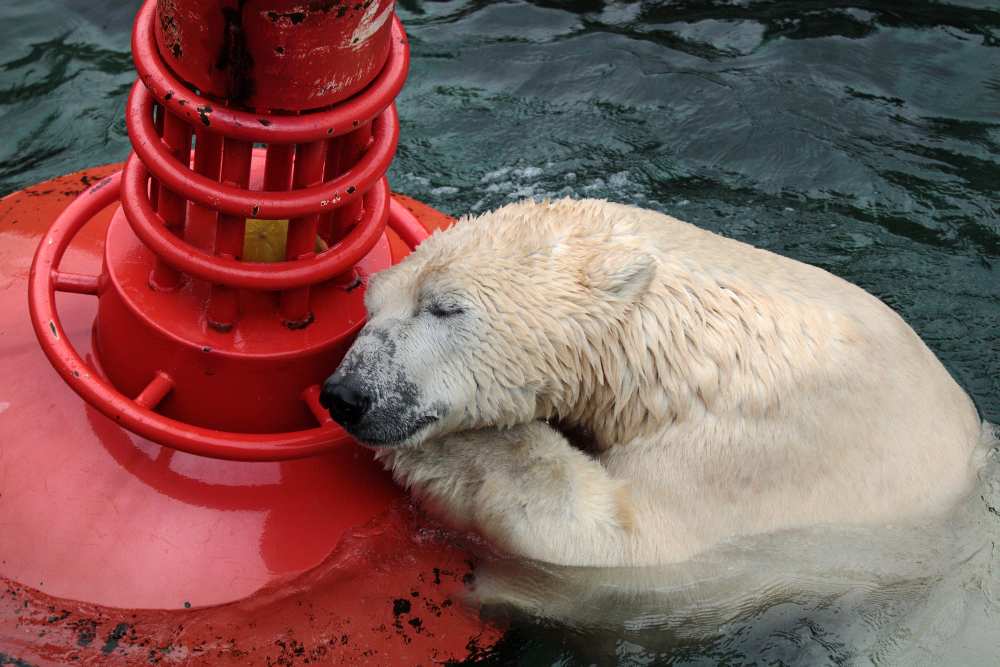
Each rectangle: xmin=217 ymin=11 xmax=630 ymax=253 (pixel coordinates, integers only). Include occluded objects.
xmin=376 ymin=421 xmax=636 ymax=567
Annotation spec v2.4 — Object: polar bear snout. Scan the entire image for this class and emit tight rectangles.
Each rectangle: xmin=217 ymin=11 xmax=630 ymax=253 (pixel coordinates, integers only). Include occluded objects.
xmin=320 ymin=376 xmax=372 ymax=429
xmin=321 ymin=328 xmax=444 ymax=447
xmin=322 ymin=367 xmax=437 ymax=447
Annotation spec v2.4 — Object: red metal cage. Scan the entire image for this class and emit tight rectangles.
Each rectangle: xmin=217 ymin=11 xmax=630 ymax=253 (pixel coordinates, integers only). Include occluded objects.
xmin=28 ymin=0 xmax=430 ymax=461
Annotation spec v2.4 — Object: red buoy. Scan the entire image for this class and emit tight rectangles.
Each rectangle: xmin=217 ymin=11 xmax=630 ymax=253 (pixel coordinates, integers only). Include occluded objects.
xmin=1 ymin=0 xmax=501 ymax=662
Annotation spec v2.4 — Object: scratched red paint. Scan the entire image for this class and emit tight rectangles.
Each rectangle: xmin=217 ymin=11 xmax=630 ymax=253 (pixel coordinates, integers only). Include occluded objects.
xmin=1 ymin=505 xmax=502 ymax=666
xmin=155 ymin=0 xmax=398 ymax=110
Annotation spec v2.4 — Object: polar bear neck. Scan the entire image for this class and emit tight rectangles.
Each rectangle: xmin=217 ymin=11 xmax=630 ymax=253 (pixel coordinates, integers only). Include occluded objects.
xmin=537 ymin=267 xmax=837 ymax=449
xmin=535 ymin=295 xmax=683 ymax=450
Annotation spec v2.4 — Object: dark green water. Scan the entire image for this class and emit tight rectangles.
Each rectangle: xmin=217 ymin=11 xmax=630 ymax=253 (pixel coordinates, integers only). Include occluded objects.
xmin=2 ymin=1 xmax=999 ymax=664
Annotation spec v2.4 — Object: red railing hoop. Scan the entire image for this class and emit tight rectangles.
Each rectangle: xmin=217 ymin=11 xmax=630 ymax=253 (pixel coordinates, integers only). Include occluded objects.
xmin=125 ymin=86 xmax=400 ymax=219
xmin=28 ymin=173 xmax=429 ymax=461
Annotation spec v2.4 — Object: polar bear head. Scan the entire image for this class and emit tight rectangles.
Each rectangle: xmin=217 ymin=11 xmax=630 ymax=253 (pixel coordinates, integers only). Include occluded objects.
xmin=320 ymin=198 xmax=656 ymax=447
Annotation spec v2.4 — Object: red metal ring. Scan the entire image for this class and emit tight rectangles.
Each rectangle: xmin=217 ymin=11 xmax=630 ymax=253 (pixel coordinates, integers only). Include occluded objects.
xmin=27 ymin=171 xmax=429 ymax=461
xmin=127 ymin=84 xmax=399 ymax=219
xmin=131 ymin=0 xmax=410 ymax=143
xmin=387 ymin=199 xmax=435 ymax=250
xmin=122 ymin=153 xmax=391 ymax=290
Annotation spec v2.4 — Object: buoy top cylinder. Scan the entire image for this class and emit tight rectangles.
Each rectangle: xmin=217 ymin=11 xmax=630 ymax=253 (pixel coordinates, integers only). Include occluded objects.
xmin=155 ymin=0 xmax=397 ymax=111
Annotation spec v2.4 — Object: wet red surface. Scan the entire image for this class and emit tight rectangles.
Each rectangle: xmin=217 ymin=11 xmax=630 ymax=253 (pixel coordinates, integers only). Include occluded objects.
xmin=0 ymin=165 xmax=502 ymax=664
xmin=1 ymin=505 xmax=501 ymax=666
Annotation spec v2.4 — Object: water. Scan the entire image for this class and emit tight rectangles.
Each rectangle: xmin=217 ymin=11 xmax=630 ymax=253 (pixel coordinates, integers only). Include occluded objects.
xmin=2 ymin=0 xmax=999 ymax=664
xmin=463 ymin=444 xmax=1000 ymax=665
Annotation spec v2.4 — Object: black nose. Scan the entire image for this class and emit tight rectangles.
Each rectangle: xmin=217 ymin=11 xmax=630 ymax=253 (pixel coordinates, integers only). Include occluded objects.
xmin=320 ymin=378 xmax=372 ymax=427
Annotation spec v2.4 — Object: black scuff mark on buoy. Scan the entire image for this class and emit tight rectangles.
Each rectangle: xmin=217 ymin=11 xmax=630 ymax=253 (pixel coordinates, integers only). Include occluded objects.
xmin=100 ymin=623 xmax=130 ymax=655
xmin=48 ymin=321 xmax=58 ymax=339
xmin=0 ymin=652 xmax=36 ymax=667
xmin=307 ymin=0 xmax=338 ymax=12
xmin=89 ymin=176 xmax=113 ymax=195
xmin=284 ymin=312 xmax=315 ymax=330
xmin=46 ymin=610 xmax=71 ymax=624
xmin=390 ymin=597 xmax=414 ymax=643
xmin=217 ymin=0 xmax=255 ymax=106
xmin=69 ymin=618 xmax=98 ymax=647
xmin=158 ymin=3 xmax=182 ymax=60
xmin=267 ymin=10 xmax=307 ymax=25
xmin=272 ymin=637 xmax=308 ymax=663
xmin=196 ymin=105 xmax=212 ymax=127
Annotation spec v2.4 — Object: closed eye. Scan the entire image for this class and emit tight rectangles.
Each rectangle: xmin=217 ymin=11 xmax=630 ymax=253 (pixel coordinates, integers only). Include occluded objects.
xmin=427 ymin=302 xmax=465 ymax=318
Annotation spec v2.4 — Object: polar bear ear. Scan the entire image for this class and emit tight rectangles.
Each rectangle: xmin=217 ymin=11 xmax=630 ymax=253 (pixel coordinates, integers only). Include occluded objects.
xmin=583 ymin=249 xmax=656 ymax=304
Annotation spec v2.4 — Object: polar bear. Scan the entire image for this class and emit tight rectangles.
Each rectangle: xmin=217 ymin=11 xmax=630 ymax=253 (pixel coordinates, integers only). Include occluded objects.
xmin=320 ymin=197 xmax=987 ymax=568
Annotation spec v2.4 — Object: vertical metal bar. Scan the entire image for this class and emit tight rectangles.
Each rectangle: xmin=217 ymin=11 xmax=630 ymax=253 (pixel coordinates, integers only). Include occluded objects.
xmin=330 ymin=125 xmax=371 ymax=240
xmin=316 ymin=137 xmax=343 ymax=243
xmin=279 ymin=140 xmax=326 ymax=326
xmin=207 ymin=138 xmax=253 ymax=331
xmin=185 ymin=128 xmax=223 ymax=254
xmin=257 ymin=143 xmax=295 ymax=272
xmin=263 ymin=143 xmax=294 ymax=192
xmin=149 ymin=103 xmax=164 ymax=208
xmin=149 ymin=110 xmax=192 ymax=291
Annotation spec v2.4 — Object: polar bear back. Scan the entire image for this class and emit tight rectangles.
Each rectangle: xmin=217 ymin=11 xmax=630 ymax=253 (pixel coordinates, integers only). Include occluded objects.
xmin=497 ymin=198 xmax=981 ymax=537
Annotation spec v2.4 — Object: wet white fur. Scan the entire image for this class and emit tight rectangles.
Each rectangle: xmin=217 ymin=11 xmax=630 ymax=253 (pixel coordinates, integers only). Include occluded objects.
xmin=360 ymin=197 xmax=986 ymax=567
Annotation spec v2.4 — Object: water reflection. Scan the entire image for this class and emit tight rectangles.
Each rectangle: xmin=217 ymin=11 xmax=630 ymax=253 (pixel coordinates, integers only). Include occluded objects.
xmin=84 ymin=398 xmax=402 ymax=575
